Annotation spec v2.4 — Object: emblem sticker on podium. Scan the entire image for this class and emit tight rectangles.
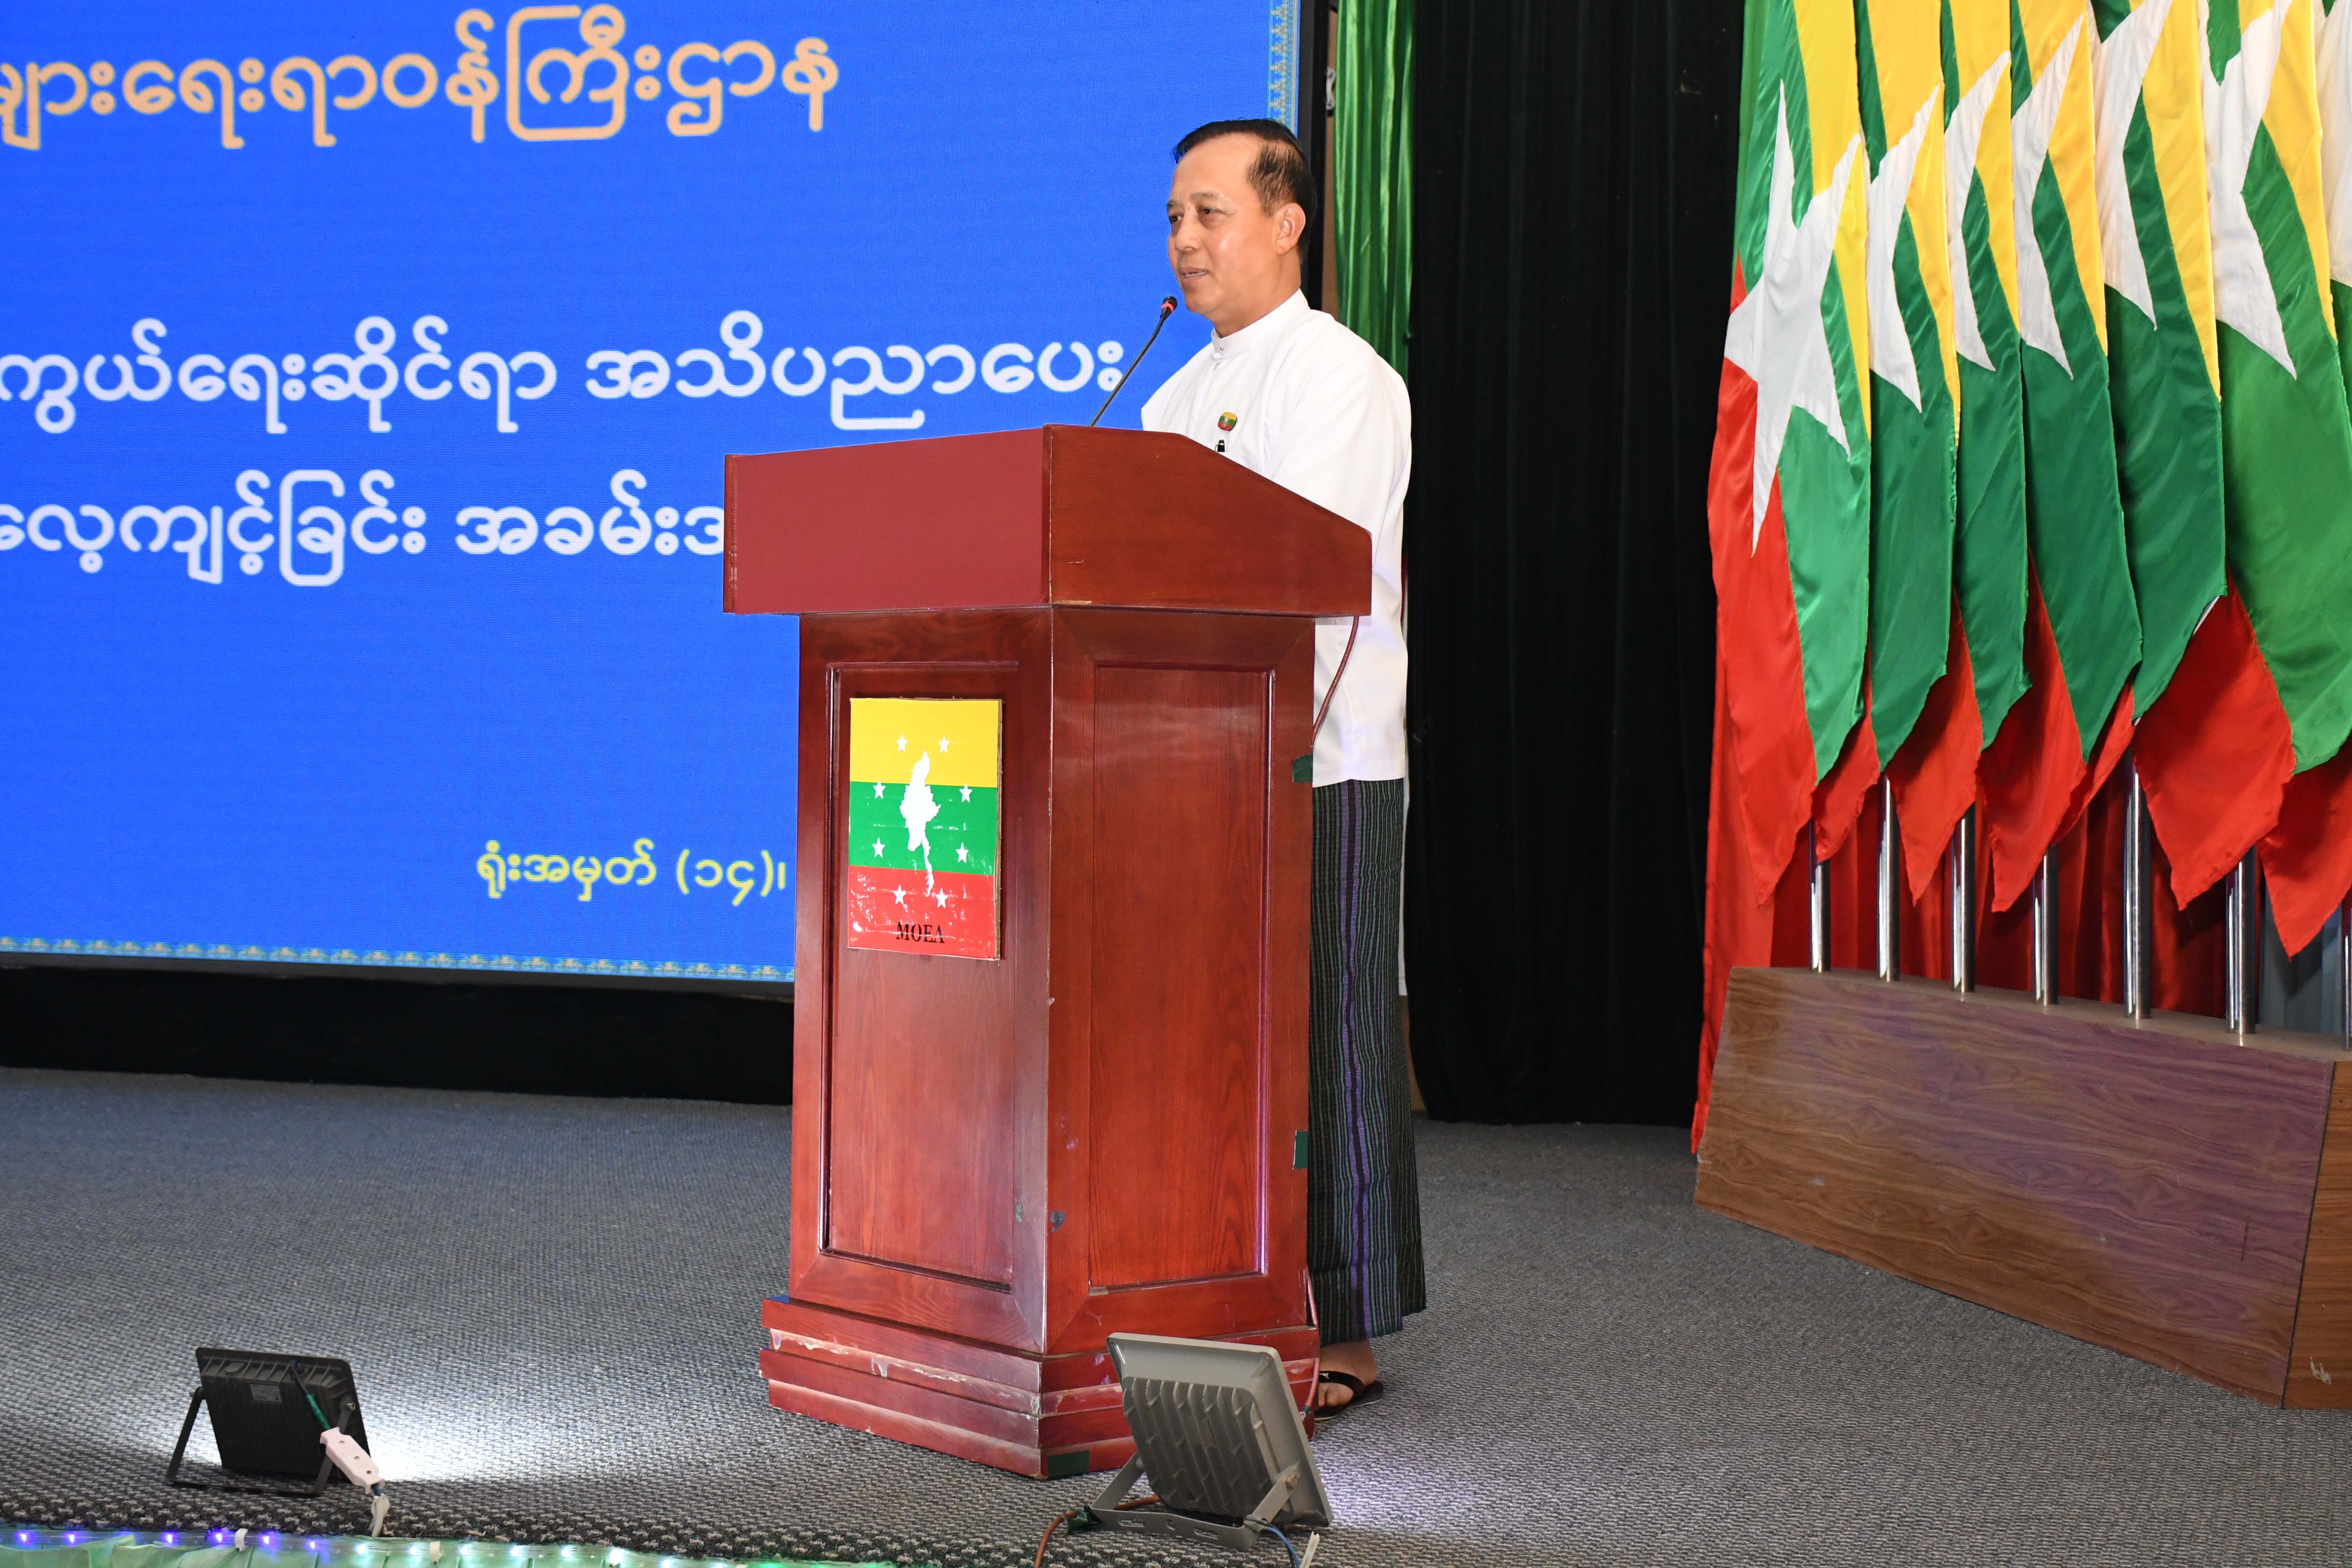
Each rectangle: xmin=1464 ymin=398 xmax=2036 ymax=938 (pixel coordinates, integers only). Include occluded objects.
xmin=844 ymin=698 xmax=1002 ymax=959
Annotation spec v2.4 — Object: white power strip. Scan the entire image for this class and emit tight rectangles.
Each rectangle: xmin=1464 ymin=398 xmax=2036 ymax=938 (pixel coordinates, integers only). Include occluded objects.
xmin=321 ymin=1428 xmax=391 ymax=1536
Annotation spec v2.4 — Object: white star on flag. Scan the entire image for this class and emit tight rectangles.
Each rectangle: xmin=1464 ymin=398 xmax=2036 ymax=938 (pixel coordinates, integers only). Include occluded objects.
xmin=891 ymin=885 xmax=907 ymax=905
xmin=1945 ymin=57 xmax=2010 ymax=370
xmin=2208 ymin=2 xmax=2298 ymax=375
xmin=932 ymin=887 xmax=949 ymax=907
xmin=896 ymin=735 xmax=907 ymax=751
xmin=2094 ymin=0 xmax=2178 ymax=324
xmin=1722 ymin=89 xmax=1862 ymax=552
xmin=960 ymin=784 xmax=972 ymax=801
xmin=939 ymin=737 xmax=950 ymax=750
xmin=874 ymin=781 xmax=885 ymax=798
xmin=872 ymin=840 xmax=885 ymax=857
xmin=1865 ymin=83 xmax=1942 ymax=409
xmin=2014 ymin=17 xmax=2084 ymax=375
xmin=956 ymin=844 xmax=968 ymax=862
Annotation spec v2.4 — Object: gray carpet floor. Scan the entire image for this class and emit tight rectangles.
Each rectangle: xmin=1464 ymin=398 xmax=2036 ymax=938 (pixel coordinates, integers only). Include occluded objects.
xmin=0 ymin=1067 xmax=2348 ymax=1567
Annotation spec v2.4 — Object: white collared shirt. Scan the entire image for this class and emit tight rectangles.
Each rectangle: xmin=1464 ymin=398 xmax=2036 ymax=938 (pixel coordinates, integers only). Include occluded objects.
xmin=1140 ymin=291 xmax=1410 ymax=784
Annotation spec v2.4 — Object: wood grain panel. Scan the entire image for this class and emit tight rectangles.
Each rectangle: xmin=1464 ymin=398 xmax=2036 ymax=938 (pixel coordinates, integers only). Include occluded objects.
xmin=726 ymin=431 xmax=1047 ymax=615
xmin=764 ymin=1295 xmax=1318 ymax=1394
xmin=2288 ymin=1067 xmax=2352 ymax=1407
xmin=765 ymin=1294 xmax=1046 ymax=1388
xmin=1042 ymin=427 xmax=1369 ymax=616
xmin=766 ymin=1348 xmax=1044 ymax=1446
xmin=766 ymin=1380 xmax=1047 ymax=1476
xmin=828 ymin=937 xmax=1017 ymax=1285
xmin=1045 ymin=610 xmax=1315 ymax=1350
xmin=825 ymin=656 xmax=1025 ymax=1288
xmin=726 ymin=426 xmax=1367 ymax=617
xmin=1697 ymin=971 xmax=2341 ymax=1402
xmin=762 ymin=1294 xmax=1320 ymax=1475
xmin=1086 ymin=662 xmax=1266 ymax=1289
xmin=792 ymin=611 xmax=1050 ymax=1351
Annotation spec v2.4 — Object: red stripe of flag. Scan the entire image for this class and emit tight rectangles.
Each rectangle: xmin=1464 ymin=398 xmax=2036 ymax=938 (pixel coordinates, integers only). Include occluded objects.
xmin=1887 ymin=602 xmax=1984 ymax=904
xmin=846 ymin=866 xmax=999 ymax=960
xmin=2136 ymin=588 xmax=2296 ymax=908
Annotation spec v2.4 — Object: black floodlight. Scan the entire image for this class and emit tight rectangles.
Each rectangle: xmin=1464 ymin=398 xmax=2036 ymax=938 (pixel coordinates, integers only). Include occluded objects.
xmin=166 ymin=1348 xmax=370 ymax=1496
xmin=1087 ymin=1333 xmax=1333 ymax=1553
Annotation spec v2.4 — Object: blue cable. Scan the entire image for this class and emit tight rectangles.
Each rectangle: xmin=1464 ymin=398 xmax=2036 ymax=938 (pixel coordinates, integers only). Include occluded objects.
xmin=1261 ymin=1524 xmax=1302 ymax=1568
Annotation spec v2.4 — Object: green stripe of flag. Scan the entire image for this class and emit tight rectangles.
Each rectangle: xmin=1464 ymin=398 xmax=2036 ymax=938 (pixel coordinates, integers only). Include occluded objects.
xmin=848 ymin=783 xmax=999 ymax=874
xmin=1857 ymin=0 xmax=1957 ymax=767
xmin=1867 ymin=215 xmax=1959 ymax=763
xmin=2021 ymin=144 xmax=2141 ymax=757
xmin=2227 ymin=128 xmax=2352 ymax=769
xmin=2102 ymin=69 xmax=2223 ymax=713
xmin=1953 ymin=171 xmax=2031 ymax=746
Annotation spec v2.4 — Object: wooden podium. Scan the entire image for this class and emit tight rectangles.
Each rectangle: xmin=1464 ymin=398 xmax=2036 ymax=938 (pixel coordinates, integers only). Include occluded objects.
xmin=723 ymin=425 xmax=1369 ymax=1477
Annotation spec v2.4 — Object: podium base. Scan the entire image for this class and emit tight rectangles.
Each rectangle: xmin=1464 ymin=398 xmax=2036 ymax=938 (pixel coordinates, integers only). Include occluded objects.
xmin=759 ymin=1297 xmax=1320 ymax=1477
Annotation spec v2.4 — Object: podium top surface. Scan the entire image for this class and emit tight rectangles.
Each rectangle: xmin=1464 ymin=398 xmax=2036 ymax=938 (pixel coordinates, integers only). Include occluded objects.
xmin=723 ymin=425 xmax=1372 ymax=617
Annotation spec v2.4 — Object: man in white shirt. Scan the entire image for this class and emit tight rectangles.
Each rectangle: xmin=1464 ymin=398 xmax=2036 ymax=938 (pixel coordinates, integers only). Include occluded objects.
xmin=1141 ymin=119 xmax=1421 ymax=1413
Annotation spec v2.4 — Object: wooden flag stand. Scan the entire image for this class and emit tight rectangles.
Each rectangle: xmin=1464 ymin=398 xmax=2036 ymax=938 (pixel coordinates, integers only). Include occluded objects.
xmin=1698 ymin=800 xmax=2352 ymax=1408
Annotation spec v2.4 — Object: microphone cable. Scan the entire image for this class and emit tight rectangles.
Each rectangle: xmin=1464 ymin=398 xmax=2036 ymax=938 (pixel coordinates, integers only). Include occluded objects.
xmin=1311 ymin=616 xmax=1359 ymax=748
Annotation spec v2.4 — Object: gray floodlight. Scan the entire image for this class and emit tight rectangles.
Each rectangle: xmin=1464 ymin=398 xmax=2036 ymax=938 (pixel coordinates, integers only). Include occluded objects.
xmin=1086 ymin=1332 xmax=1334 ymax=1552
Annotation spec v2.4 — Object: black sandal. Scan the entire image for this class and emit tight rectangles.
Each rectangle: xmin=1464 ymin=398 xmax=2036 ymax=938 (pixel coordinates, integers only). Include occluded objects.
xmin=1315 ymin=1369 xmax=1386 ymax=1412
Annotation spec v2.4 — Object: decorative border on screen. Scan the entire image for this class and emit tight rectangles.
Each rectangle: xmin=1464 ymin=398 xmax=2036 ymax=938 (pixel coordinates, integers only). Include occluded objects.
xmin=1269 ymin=0 xmax=1300 ymax=129
xmin=0 ymin=934 xmax=789 ymax=984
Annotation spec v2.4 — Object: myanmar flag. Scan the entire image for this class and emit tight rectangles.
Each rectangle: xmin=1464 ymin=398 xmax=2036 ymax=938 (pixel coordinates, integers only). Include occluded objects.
xmin=1699 ymin=0 xmax=1868 ymax=1136
xmin=1859 ymin=0 xmax=1976 ymax=896
xmin=1706 ymin=0 xmax=1871 ymax=889
xmin=2092 ymin=0 xmax=2225 ymax=713
xmin=1977 ymin=0 xmax=2144 ymax=910
xmin=2138 ymin=0 xmax=2352 ymax=950
xmin=844 ymin=697 xmax=1002 ymax=961
xmin=2276 ymin=0 xmax=2352 ymax=952
xmin=1945 ymin=0 xmax=2034 ymax=752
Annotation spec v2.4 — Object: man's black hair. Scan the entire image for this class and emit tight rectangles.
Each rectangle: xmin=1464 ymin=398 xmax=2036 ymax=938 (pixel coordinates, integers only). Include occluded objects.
xmin=1173 ymin=118 xmax=1318 ymax=231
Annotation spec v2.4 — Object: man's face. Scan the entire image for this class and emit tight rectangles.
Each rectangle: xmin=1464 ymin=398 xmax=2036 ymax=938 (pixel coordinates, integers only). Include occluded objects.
xmin=1167 ymin=134 xmax=1302 ymax=335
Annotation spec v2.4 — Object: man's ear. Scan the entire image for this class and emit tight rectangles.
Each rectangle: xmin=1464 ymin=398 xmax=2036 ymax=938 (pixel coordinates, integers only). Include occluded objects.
xmin=1274 ymin=202 xmax=1306 ymax=256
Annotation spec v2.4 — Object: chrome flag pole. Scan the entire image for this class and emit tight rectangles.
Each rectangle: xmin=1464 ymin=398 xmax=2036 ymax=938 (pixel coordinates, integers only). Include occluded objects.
xmin=2341 ymin=895 xmax=2351 ymax=1044
xmin=2031 ymin=853 xmax=2057 ymax=1005
xmin=2226 ymin=852 xmax=2258 ymax=1034
xmin=1877 ymin=778 xmax=1899 ymax=983
xmin=2123 ymin=760 xmax=2149 ymax=1021
xmin=1809 ymin=821 xmax=1829 ymax=973
xmin=1949 ymin=808 xmax=1975 ymax=994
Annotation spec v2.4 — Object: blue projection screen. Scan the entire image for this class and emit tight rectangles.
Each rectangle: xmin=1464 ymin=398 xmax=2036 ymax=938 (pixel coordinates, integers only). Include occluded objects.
xmin=0 ymin=2 xmax=1296 ymax=987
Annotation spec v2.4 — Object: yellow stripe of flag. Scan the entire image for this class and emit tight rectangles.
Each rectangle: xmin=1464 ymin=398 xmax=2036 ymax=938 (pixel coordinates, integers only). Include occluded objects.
xmin=847 ymin=698 xmax=1002 ymax=788
xmin=2021 ymin=0 xmax=2110 ymax=351
xmin=1952 ymin=0 xmax=2022 ymax=326
xmin=2253 ymin=0 xmax=2340 ymax=339
xmin=2138 ymin=0 xmax=2220 ymax=390
xmin=1865 ymin=0 xmax=1958 ymax=421
xmin=1795 ymin=0 xmax=1872 ymax=433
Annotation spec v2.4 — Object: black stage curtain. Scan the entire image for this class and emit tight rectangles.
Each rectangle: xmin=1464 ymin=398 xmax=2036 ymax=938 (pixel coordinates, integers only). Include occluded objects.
xmin=1405 ymin=0 xmax=1740 ymax=1124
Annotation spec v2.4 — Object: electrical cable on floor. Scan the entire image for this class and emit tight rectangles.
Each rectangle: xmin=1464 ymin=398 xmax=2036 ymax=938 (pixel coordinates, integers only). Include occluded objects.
xmin=1261 ymin=1523 xmax=1303 ymax=1568
xmin=1033 ymin=1494 xmax=1162 ymax=1567
xmin=1032 ymin=1507 xmax=1081 ymax=1568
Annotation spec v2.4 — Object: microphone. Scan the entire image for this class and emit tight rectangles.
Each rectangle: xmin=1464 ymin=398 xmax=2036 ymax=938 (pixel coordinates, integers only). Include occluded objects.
xmin=1087 ymin=296 xmax=1180 ymax=427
